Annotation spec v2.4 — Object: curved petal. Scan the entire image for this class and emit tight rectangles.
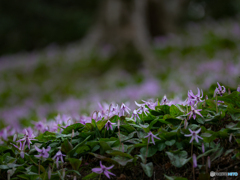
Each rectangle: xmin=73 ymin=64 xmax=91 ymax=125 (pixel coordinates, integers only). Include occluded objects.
xmin=92 ymin=168 xmax=102 ymax=174
xmin=188 ymin=129 xmax=193 ymax=134
xmin=194 ymin=136 xmax=199 ymax=143
xmin=46 ymin=146 xmax=51 ymax=152
xmin=190 ymin=136 xmax=194 ymax=143
xmin=195 ymin=128 xmax=201 ymax=134
xmin=105 ymin=165 xmax=114 ymax=170
xmin=104 ymin=171 xmax=110 ymax=179
xmin=35 ymin=145 xmax=42 ymax=153
xmin=34 ymin=154 xmax=42 ymax=158
xmin=184 ymin=134 xmax=192 ymax=137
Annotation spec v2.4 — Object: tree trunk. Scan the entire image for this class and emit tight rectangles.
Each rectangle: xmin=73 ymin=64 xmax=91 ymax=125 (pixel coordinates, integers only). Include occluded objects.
xmin=79 ymin=0 xmax=187 ymax=73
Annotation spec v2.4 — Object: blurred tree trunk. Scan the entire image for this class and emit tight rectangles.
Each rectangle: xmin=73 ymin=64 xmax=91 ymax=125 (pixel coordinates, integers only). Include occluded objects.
xmin=80 ymin=0 xmax=187 ymax=72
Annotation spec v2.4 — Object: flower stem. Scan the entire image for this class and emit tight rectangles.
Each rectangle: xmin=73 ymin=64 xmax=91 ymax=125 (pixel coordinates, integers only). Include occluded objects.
xmin=216 ymin=95 xmax=218 ymax=113
xmin=191 ymin=142 xmax=193 ymax=157
xmin=99 ymin=174 xmax=101 ymax=180
xmin=145 ymin=140 xmax=149 ymax=164
xmin=38 ymin=159 xmax=41 ymax=175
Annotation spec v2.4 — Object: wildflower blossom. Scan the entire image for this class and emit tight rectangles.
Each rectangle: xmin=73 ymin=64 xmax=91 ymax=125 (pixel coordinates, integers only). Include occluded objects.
xmin=52 ymin=150 xmax=66 ymax=168
xmin=214 ymin=82 xmax=226 ymax=97
xmin=144 ymin=131 xmax=161 ymax=145
xmin=142 ymin=99 xmax=157 ymax=110
xmin=184 ymin=128 xmax=203 ymax=143
xmin=35 ymin=145 xmax=51 ymax=159
xmin=17 ymin=129 xmax=36 ymax=149
xmin=120 ymin=103 xmax=131 ymax=116
xmin=160 ymin=95 xmax=170 ymax=105
xmin=188 ymin=88 xmax=203 ymax=105
xmin=11 ymin=142 xmax=25 ymax=158
xmin=186 ymin=106 xmax=203 ymax=120
xmin=131 ymin=110 xmax=141 ymax=121
xmin=92 ymin=161 xmax=116 ymax=179
xmin=237 ymin=85 xmax=240 ymax=92
xmin=135 ymin=101 xmax=149 ymax=116
xmin=202 ymin=143 xmax=205 ymax=153
xmin=105 ymin=120 xmax=116 ymax=131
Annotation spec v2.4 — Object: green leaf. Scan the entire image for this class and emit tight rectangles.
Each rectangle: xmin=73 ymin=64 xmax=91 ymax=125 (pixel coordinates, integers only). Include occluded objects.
xmin=165 ymin=140 xmax=176 ymax=146
xmin=164 ymin=174 xmax=188 ymax=180
xmin=36 ymin=131 xmax=56 ymax=141
xmin=82 ymin=172 xmax=98 ymax=180
xmin=140 ymin=146 xmax=158 ymax=158
xmin=170 ymin=105 xmax=183 ymax=117
xmin=67 ymin=157 xmax=82 ymax=170
xmin=166 ymin=150 xmax=191 ymax=168
xmin=157 ymin=142 xmax=166 ymax=151
xmin=61 ymin=139 xmax=73 ymax=154
xmin=62 ymin=123 xmax=84 ymax=134
xmin=68 ymin=135 xmax=91 ymax=157
xmin=218 ymin=91 xmax=240 ymax=108
xmin=120 ymin=124 xmax=136 ymax=133
xmin=160 ymin=105 xmax=170 ymax=114
xmin=85 ymin=123 xmax=94 ymax=131
xmin=99 ymin=141 xmax=112 ymax=154
xmin=96 ymin=119 xmax=108 ymax=131
xmin=112 ymin=156 xmax=133 ymax=166
xmin=0 ymin=165 xmax=9 ymax=169
xmin=140 ymin=162 xmax=153 ymax=177
xmin=17 ymin=174 xmax=39 ymax=180
xmin=106 ymin=150 xmax=133 ymax=159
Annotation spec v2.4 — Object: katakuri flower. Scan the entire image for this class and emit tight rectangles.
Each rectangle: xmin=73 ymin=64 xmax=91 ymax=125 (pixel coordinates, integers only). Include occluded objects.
xmin=186 ymin=106 xmax=203 ymax=120
xmin=160 ymin=95 xmax=170 ymax=105
xmin=144 ymin=131 xmax=161 ymax=145
xmin=142 ymin=99 xmax=157 ymax=110
xmin=52 ymin=150 xmax=66 ymax=168
xmin=135 ymin=101 xmax=149 ymax=116
xmin=105 ymin=120 xmax=116 ymax=131
xmin=214 ymin=82 xmax=226 ymax=97
xmin=11 ymin=141 xmax=25 ymax=158
xmin=131 ymin=110 xmax=141 ymax=121
xmin=184 ymin=128 xmax=203 ymax=143
xmin=237 ymin=85 xmax=240 ymax=92
xmin=188 ymin=88 xmax=203 ymax=105
xmin=92 ymin=161 xmax=116 ymax=179
xmin=120 ymin=103 xmax=131 ymax=116
xmin=35 ymin=145 xmax=51 ymax=159
xmin=17 ymin=129 xmax=37 ymax=149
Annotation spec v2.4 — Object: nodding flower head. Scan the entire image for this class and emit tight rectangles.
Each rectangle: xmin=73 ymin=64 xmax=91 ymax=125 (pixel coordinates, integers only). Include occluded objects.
xmin=92 ymin=161 xmax=116 ymax=179
xmin=214 ymin=82 xmax=226 ymax=97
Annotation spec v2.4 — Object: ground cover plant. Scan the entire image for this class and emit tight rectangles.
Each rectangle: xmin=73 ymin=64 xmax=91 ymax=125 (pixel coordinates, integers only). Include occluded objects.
xmin=1 ymin=82 xmax=240 ymax=180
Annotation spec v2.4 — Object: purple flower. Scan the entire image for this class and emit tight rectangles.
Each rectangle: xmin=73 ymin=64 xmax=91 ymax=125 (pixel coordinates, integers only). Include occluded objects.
xmin=144 ymin=131 xmax=161 ymax=145
xmin=52 ymin=150 xmax=66 ymax=168
xmin=135 ymin=101 xmax=149 ymax=116
xmin=214 ymin=82 xmax=226 ymax=97
xmin=186 ymin=106 xmax=203 ymax=120
xmin=184 ymin=128 xmax=203 ymax=143
xmin=17 ymin=129 xmax=37 ymax=149
xmin=92 ymin=161 xmax=116 ymax=179
xmin=237 ymin=85 xmax=240 ymax=92
xmin=11 ymin=142 xmax=25 ymax=158
xmin=142 ymin=99 xmax=157 ymax=110
xmin=188 ymin=88 xmax=203 ymax=105
xmin=35 ymin=145 xmax=51 ymax=159
xmin=161 ymin=95 xmax=170 ymax=105
xmin=105 ymin=120 xmax=116 ymax=131
xmin=193 ymin=154 xmax=197 ymax=168
xmin=120 ymin=103 xmax=131 ymax=116
xmin=131 ymin=110 xmax=141 ymax=121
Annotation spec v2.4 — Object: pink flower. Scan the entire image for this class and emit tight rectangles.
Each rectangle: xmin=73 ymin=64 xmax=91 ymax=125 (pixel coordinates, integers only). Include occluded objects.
xmin=131 ymin=110 xmax=141 ymax=121
xmin=144 ymin=131 xmax=161 ymax=145
xmin=135 ymin=101 xmax=149 ymax=116
xmin=17 ymin=129 xmax=36 ymax=149
xmin=120 ymin=103 xmax=131 ymax=116
xmin=11 ymin=142 xmax=25 ymax=158
xmin=105 ymin=120 xmax=116 ymax=131
xmin=214 ymin=82 xmax=226 ymax=97
xmin=52 ymin=150 xmax=66 ymax=168
xmin=193 ymin=154 xmax=197 ymax=168
xmin=92 ymin=161 xmax=116 ymax=179
xmin=188 ymin=88 xmax=203 ymax=105
xmin=184 ymin=128 xmax=203 ymax=143
xmin=35 ymin=146 xmax=51 ymax=159
xmin=186 ymin=106 xmax=203 ymax=120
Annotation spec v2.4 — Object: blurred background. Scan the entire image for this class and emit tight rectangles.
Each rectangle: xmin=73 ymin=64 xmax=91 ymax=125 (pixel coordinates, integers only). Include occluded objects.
xmin=0 ymin=0 xmax=240 ymax=128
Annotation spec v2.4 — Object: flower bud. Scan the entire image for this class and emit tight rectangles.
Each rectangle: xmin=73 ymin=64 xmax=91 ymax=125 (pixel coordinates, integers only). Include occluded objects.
xmin=237 ymin=85 xmax=240 ymax=92
xmin=72 ymin=129 xmax=74 ymax=138
xmin=73 ymin=176 xmax=77 ymax=180
xmin=13 ymin=134 xmax=17 ymax=142
xmin=202 ymin=143 xmax=205 ymax=153
xmin=207 ymin=156 xmax=211 ymax=169
xmin=184 ymin=119 xmax=188 ymax=129
xmin=62 ymin=168 xmax=65 ymax=178
xmin=48 ymin=166 xmax=51 ymax=180
xmin=193 ymin=154 xmax=197 ymax=168
xmin=229 ymin=133 xmax=232 ymax=143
